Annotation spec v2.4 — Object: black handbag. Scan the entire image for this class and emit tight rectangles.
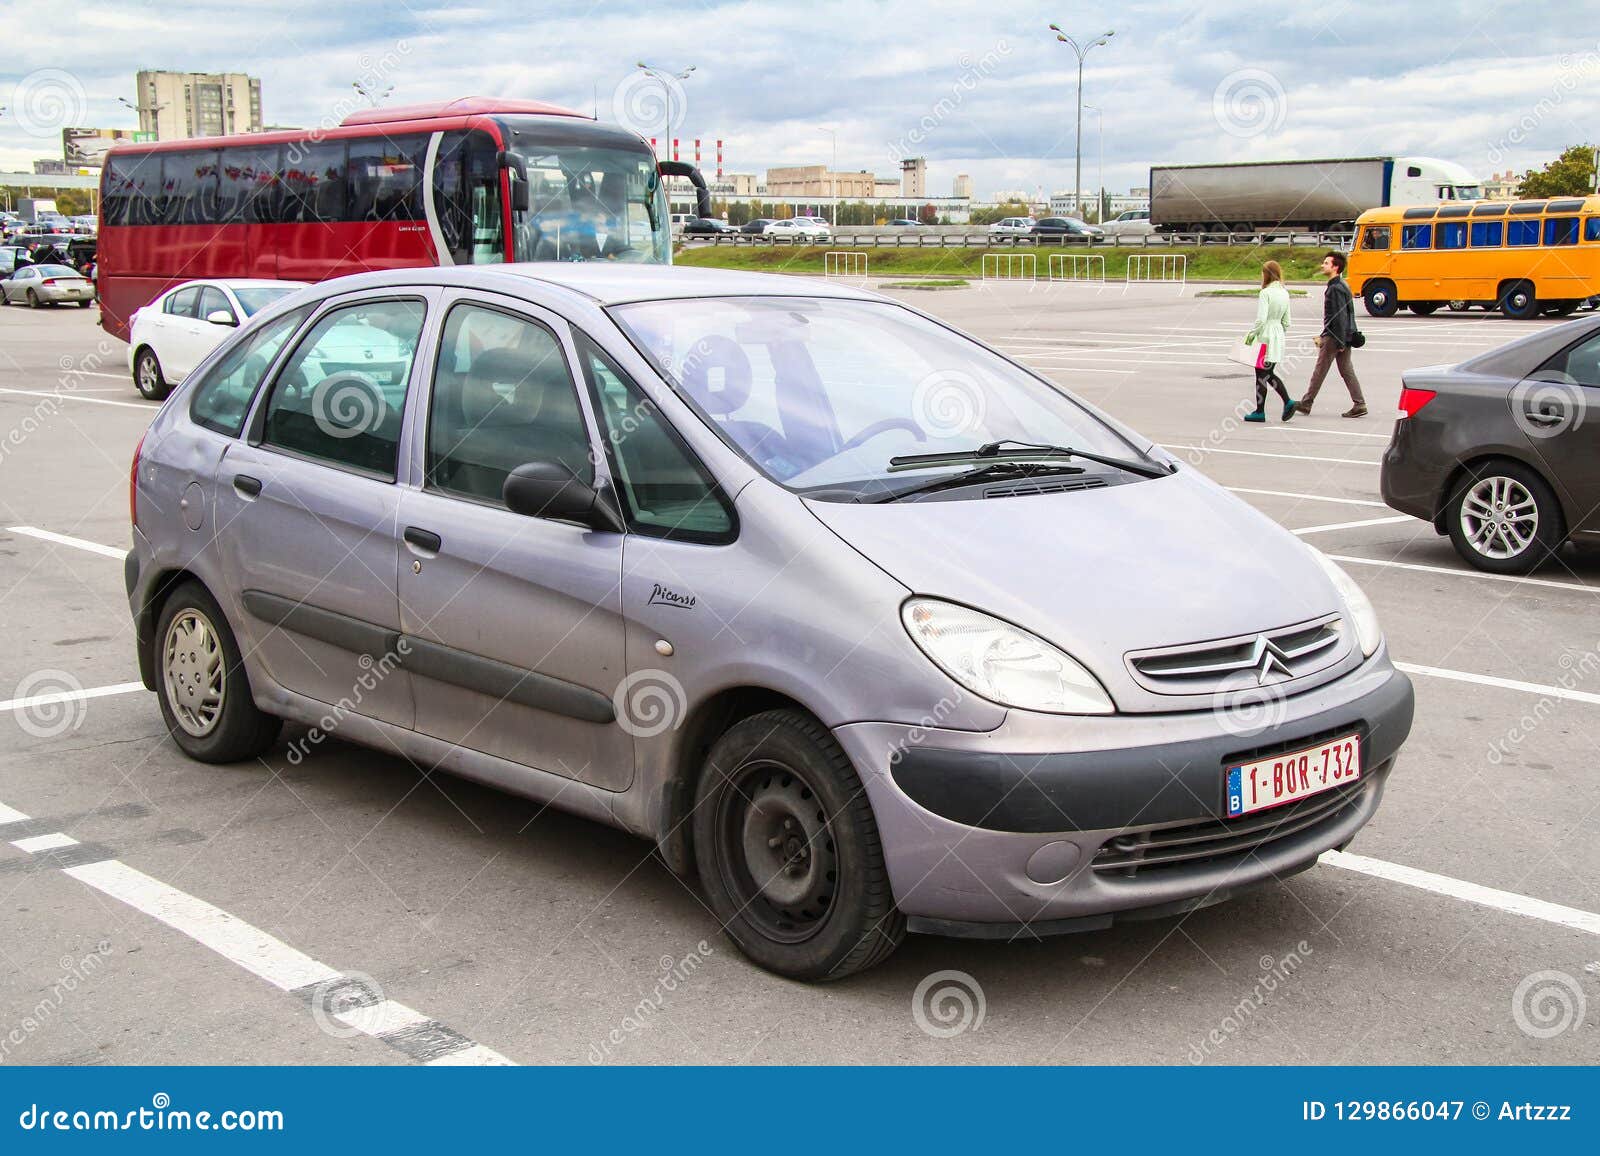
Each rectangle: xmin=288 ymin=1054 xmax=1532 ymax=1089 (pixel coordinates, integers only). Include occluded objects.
xmin=1349 ymin=329 xmax=1366 ymax=348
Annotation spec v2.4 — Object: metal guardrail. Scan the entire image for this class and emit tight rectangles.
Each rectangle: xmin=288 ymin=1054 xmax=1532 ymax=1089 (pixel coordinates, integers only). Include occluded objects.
xmin=823 ymin=251 xmax=868 ymax=279
xmin=677 ymin=230 xmax=1354 ymax=250
xmin=1127 ymin=254 xmax=1188 ymax=285
xmin=982 ymin=253 xmax=1037 ymax=281
xmin=1048 ymin=253 xmax=1105 ymax=282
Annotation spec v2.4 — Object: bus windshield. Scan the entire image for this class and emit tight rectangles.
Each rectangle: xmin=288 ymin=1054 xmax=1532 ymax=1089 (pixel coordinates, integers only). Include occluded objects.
xmin=499 ymin=118 xmax=668 ymax=264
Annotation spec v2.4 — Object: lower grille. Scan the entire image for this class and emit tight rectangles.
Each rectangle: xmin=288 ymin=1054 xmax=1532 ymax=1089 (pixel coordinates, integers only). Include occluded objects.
xmin=1091 ymin=779 xmax=1367 ymax=878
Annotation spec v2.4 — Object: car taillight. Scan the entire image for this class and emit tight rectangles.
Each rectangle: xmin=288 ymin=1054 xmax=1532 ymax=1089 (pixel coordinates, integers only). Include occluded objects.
xmin=41 ymin=278 xmax=57 ymax=286
xmin=1398 ymin=387 xmax=1436 ymax=418
xmin=130 ymin=432 xmax=146 ymax=528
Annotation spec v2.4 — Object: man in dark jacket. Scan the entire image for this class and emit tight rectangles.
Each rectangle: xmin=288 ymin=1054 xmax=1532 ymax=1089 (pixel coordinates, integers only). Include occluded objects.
xmin=1299 ymin=251 xmax=1367 ymax=418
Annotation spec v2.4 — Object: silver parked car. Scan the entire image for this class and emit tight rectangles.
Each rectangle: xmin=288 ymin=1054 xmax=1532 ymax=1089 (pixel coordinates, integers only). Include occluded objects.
xmin=2 ymin=263 xmax=95 ymax=307
xmin=126 ymin=264 xmax=1413 ymax=980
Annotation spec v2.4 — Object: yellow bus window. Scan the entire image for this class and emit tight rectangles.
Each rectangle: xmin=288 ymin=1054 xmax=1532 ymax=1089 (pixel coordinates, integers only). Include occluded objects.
xmin=1401 ymin=224 xmax=1432 ymax=249
xmin=1470 ymin=221 xmax=1502 ymax=246
xmin=1544 ymin=217 xmax=1579 ymax=246
xmin=1507 ymin=219 xmax=1539 ymax=246
xmin=1585 ymin=218 xmax=1600 ymax=242
xmin=1435 ymin=222 xmax=1467 ymax=249
xmin=1360 ymin=226 xmax=1391 ymax=249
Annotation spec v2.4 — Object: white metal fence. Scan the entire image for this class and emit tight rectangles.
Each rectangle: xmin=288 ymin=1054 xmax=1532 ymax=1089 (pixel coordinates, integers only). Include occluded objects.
xmin=982 ymin=253 xmax=1037 ymax=281
xmin=1126 ymin=254 xmax=1188 ymax=284
xmin=1048 ymin=253 xmax=1105 ymax=282
xmin=823 ymin=251 xmax=868 ymax=279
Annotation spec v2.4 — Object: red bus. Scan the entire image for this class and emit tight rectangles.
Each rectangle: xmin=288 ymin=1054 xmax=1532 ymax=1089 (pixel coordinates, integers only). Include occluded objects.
xmin=97 ymin=96 xmax=711 ymax=339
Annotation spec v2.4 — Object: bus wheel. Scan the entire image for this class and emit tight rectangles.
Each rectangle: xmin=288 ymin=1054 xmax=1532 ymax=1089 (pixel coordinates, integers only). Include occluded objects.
xmin=1408 ymin=302 xmax=1440 ymax=316
xmin=1363 ymin=280 xmax=1398 ymax=318
xmin=1542 ymin=300 xmax=1580 ymax=317
xmin=1447 ymin=300 xmax=1471 ymax=312
xmin=1498 ymin=281 xmax=1539 ymax=320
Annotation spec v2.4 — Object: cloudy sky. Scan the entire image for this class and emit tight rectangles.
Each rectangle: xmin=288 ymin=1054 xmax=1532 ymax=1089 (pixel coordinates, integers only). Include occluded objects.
xmin=2 ymin=0 xmax=1595 ymax=198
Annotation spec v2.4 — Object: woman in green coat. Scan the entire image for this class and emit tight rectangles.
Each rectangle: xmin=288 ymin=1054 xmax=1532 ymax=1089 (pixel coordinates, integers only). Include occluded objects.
xmin=1244 ymin=261 xmax=1297 ymax=422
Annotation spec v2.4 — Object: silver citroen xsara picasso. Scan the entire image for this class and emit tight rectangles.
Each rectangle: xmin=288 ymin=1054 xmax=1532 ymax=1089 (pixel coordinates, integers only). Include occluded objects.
xmin=126 ymin=264 xmax=1413 ymax=980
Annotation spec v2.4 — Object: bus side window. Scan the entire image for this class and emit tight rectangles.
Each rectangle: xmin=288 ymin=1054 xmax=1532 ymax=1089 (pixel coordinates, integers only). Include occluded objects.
xmin=1401 ymin=224 xmax=1432 ymax=249
xmin=1543 ymin=217 xmax=1579 ymax=247
xmin=1360 ymin=225 xmax=1391 ymax=250
xmin=1435 ymin=222 xmax=1466 ymax=249
xmin=1470 ymin=221 xmax=1502 ymax=247
xmin=1586 ymin=218 xmax=1600 ymax=242
xmin=1507 ymin=219 xmax=1540 ymax=246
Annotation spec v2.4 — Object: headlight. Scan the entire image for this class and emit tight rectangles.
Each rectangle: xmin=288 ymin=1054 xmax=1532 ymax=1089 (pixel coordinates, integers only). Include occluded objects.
xmin=1308 ymin=548 xmax=1382 ymax=656
xmin=900 ymin=598 xmax=1114 ymax=714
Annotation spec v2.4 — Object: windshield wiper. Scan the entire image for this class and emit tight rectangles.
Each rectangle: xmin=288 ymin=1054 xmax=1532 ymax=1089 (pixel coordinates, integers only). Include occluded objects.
xmin=861 ymin=461 xmax=1088 ymax=504
xmin=888 ymin=439 xmax=1174 ymax=479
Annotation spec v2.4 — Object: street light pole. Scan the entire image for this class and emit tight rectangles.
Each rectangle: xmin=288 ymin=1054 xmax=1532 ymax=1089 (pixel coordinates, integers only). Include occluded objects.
xmin=636 ymin=62 xmax=695 ymax=162
xmin=1084 ymin=103 xmax=1103 ymax=222
xmin=118 ymin=95 xmax=169 ymax=138
xmin=819 ymin=126 xmax=837 ymax=225
xmin=1047 ymin=24 xmax=1114 ymax=220
xmin=351 ymin=81 xmax=394 ymax=107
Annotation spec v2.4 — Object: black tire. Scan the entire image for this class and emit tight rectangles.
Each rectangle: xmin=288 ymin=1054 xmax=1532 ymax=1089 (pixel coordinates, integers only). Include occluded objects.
xmin=692 ymin=709 xmax=905 ymax=981
xmin=27 ymin=289 xmax=41 ymax=309
xmin=1445 ymin=460 xmax=1564 ymax=575
xmin=77 ymin=299 xmax=92 ymax=308
xmin=153 ymin=581 xmax=281 ymax=762
xmin=1363 ymin=280 xmax=1398 ymax=317
xmin=1498 ymin=281 xmax=1539 ymax=320
xmin=1543 ymin=300 xmax=1580 ymax=317
xmin=1408 ymin=302 xmax=1440 ymax=316
xmin=133 ymin=347 xmax=170 ymax=401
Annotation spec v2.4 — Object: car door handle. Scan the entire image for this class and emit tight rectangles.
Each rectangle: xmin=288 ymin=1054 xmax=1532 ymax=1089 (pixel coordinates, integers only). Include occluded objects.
xmin=403 ymin=526 xmax=442 ymax=554
xmin=1522 ymin=409 xmax=1565 ymax=426
xmin=233 ymin=474 xmax=262 ymax=498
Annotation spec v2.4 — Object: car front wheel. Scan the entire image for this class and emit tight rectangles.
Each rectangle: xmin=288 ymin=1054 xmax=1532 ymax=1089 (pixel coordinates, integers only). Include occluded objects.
xmin=693 ymin=709 xmax=905 ymax=981
xmin=1446 ymin=462 xmax=1563 ymax=574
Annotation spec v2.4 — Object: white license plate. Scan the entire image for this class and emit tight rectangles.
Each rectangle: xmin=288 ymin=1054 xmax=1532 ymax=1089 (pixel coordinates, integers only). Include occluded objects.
xmin=1226 ymin=733 xmax=1361 ymax=818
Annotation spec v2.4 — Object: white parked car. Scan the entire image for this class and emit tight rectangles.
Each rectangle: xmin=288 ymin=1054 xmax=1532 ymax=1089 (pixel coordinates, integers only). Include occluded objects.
xmin=987 ymin=216 xmax=1036 ymax=237
xmin=129 ymin=279 xmax=309 ymax=400
xmin=1100 ymin=210 xmax=1154 ymax=237
xmin=764 ymin=218 xmax=831 ymax=239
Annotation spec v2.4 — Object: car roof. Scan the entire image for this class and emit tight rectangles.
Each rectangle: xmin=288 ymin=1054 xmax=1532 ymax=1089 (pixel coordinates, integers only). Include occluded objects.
xmin=164 ymin=278 xmax=311 ymax=292
xmin=288 ymin=262 xmax=883 ymax=307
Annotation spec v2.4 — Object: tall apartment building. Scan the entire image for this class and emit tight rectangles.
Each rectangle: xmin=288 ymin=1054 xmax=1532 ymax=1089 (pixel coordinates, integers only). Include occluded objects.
xmin=132 ymin=70 xmax=263 ymax=140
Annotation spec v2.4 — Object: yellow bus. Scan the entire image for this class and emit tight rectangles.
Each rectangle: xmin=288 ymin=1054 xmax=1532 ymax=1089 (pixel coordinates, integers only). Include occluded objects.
xmin=1347 ymin=194 xmax=1600 ymax=320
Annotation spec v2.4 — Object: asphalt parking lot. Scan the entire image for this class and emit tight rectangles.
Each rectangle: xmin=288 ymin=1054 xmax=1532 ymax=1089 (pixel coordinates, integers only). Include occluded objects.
xmin=1 ymin=284 xmax=1597 ymax=1066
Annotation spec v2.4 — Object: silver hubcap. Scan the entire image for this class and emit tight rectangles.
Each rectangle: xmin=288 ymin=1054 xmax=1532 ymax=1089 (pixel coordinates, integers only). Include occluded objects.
xmin=163 ymin=609 xmax=225 ymax=736
xmin=1461 ymin=476 xmax=1538 ymax=560
xmin=138 ymin=357 xmax=157 ymax=392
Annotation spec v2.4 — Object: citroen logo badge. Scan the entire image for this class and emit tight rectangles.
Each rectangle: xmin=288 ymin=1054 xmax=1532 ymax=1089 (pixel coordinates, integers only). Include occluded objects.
xmin=1248 ymin=635 xmax=1292 ymax=685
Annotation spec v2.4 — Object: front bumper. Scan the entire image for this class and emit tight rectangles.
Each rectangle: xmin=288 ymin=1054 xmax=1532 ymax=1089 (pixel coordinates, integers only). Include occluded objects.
xmin=835 ymin=656 xmax=1413 ymax=929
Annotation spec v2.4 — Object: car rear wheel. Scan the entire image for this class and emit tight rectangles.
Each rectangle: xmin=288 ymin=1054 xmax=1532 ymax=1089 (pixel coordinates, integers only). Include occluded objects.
xmin=693 ymin=709 xmax=905 ymax=981
xmin=1498 ymin=281 xmax=1539 ymax=320
xmin=134 ymin=348 xmax=170 ymax=401
xmin=1542 ymin=300 xmax=1580 ymax=317
xmin=26 ymin=289 xmax=42 ymax=308
xmin=1363 ymin=280 xmax=1398 ymax=317
xmin=154 ymin=581 xmax=281 ymax=762
xmin=1446 ymin=462 xmax=1563 ymax=574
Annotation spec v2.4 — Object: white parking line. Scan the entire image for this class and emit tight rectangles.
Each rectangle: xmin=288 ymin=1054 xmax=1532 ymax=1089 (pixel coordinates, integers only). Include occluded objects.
xmin=1246 ymin=425 xmax=1393 ymax=441
xmin=1293 ymin=516 xmax=1411 ymax=535
xmin=1395 ymin=661 xmax=1600 ymax=706
xmin=1226 ymin=487 xmax=1387 ymax=508
xmin=1328 ymin=553 xmax=1597 ymax=595
xmin=1165 ymin=444 xmax=1380 ymax=466
xmin=0 ymin=681 xmax=144 ymax=714
xmin=1323 ymin=850 xmax=1600 ymax=937
xmin=10 ymin=832 xmax=78 ymax=853
xmin=7 ymin=525 xmax=128 ymax=559
xmin=0 ymin=388 xmax=155 ymax=410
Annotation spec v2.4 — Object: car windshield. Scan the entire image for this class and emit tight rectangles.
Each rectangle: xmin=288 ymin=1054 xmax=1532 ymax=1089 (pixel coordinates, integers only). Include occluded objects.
xmin=233 ymin=287 xmax=299 ymax=316
xmin=613 ymin=296 xmax=1150 ymax=497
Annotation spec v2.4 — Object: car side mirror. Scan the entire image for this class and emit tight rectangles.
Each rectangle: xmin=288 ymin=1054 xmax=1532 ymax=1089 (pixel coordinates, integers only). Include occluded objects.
xmin=205 ymin=310 xmax=238 ymax=326
xmin=503 ymin=459 xmax=623 ymax=531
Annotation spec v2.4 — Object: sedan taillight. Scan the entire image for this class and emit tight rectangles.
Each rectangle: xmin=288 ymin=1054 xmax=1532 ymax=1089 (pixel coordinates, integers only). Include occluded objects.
xmin=1398 ymin=387 xmax=1437 ymax=418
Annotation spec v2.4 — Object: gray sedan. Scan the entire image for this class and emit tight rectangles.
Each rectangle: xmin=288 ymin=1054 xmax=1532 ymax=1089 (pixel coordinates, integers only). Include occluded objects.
xmin=1381 ymin=315 xmax=1600 ymax=573
xmin=2 ymin=263 xmax=95 ymax=307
